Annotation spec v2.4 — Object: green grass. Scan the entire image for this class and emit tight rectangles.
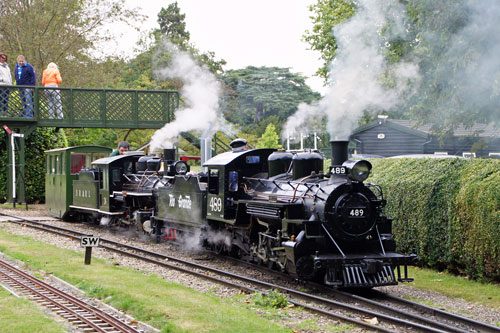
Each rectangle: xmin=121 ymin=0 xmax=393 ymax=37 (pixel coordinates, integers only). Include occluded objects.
xmin=1 ymin=227 xmax=499 ymax=331
xmin=0 ymin=287 xmax=67 ymax=333
xmin=407 ymin=266 xmax=500 ymax=309
xmin=0 ymin=230 xmax=290 ymax=333
xmin=0 ymin=203 xmax=31 ymax=210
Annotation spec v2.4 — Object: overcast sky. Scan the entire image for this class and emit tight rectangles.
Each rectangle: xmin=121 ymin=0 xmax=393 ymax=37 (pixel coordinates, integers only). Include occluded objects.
xmin=111 ymin=0 xmax=325 ymax=93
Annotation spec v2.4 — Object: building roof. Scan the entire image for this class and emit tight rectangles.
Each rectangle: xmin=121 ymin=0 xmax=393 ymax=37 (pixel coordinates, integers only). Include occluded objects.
xmin=352 ymin=119 xmax=500 ymax=138
xmin=45 ymin=145 xmax=112 ymax=153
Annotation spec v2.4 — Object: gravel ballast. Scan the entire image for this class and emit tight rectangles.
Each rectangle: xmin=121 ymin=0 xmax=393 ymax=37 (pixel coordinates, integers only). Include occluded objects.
xmin=1 ymin=205 xmax=499 ymax=332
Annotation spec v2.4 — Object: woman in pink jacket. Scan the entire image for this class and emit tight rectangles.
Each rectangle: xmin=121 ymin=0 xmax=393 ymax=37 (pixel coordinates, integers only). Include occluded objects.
xmin=42 ymin=62 xmax=63 ymax=119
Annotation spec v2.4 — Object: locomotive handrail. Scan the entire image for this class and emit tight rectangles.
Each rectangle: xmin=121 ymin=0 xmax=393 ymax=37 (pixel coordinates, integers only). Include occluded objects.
xmin=243 ymin=176 xmax=323 ymax=186
xmin=243 ymin=187 xmax=316 ymax=202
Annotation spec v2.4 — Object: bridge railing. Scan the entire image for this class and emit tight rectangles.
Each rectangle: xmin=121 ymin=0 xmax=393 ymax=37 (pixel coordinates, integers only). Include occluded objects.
xmin=0 ymin=85 xmax=179 ymax=128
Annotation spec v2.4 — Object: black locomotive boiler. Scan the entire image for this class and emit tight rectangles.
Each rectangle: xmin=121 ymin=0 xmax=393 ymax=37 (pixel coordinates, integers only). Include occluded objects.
xmin=149 ymin=140 xmax=417 ymax=288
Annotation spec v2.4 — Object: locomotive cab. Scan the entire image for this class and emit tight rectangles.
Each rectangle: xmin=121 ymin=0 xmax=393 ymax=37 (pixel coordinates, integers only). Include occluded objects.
xmin=203 ymin=148 xmax=276 ymax=223
xmin=70 ymin=153 xmax=144 ymax=217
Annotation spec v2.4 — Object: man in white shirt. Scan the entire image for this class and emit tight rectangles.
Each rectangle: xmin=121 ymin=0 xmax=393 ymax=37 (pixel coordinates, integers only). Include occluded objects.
xmin=0 ymin=53 xmax=12 ymax=116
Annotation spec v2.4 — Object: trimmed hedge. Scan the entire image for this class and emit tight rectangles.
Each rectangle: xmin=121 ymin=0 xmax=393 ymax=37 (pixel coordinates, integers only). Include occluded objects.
xmin=0 ymin=128 xmax=67 ymax=203
xmin=368 ymin=158 xmax=500 ymax=282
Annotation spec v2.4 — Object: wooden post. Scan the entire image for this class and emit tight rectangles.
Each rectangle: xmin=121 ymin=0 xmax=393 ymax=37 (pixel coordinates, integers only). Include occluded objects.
xmin=84 ymin=247 xmax=92 ymax=265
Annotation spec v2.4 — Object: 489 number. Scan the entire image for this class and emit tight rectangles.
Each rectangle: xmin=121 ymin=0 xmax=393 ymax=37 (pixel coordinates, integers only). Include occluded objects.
xmin=349 ymin=208 xmax=365 ymax=217
xmin=209 ymin=196 xmax=222 ymax=212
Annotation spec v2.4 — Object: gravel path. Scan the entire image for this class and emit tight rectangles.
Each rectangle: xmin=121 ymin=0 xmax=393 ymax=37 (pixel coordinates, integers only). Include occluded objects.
xmin=1 ymin=205 xmax=499 ymax=332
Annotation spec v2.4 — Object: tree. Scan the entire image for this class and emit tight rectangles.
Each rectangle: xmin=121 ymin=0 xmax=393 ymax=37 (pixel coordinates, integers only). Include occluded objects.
xmin=0 ymin=0 xmax=142 ymax=87
xmin=222 ymin=66 xmax=321 ymax=135
xmin=403 ymin=0 xmax=500 ymax=135
xmin=303 ymin=0 xmax=355 ymax=82
xmin=120 ymin=2 xmax=226 ymax=91
xmin=255 ymin=124 xmax=282 ymax=149
xmin=304 ymin=0 xmax=500 ymax=136
xmin=157 ymin=2 xmax=190 ymax=48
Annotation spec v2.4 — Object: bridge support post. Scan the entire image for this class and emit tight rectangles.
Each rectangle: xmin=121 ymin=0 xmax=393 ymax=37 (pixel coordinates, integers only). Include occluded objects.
xmin=5 ymin=126 xmax=36 ymax=205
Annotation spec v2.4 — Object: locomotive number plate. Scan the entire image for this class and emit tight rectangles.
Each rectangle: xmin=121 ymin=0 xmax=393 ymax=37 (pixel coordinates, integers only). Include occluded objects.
xmin=331 ymin=166 xmax=347 ymax=175
xmin=349 ymin=208 xmax=365 ymax=217
xmin=209 ymin=196 xmax=222 ymax=213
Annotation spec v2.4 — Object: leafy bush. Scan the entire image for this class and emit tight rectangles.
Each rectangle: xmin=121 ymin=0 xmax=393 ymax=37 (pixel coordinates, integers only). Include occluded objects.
xmin=0 ymin=128 xmax=67 ymax=203
xmin=253 ymin=289 xmax=289 ymax=308
xmin=368 ymin=158 xmax=500 ymax=282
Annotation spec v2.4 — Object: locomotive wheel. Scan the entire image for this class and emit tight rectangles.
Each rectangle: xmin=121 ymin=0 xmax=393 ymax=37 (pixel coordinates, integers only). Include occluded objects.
xmin=214 ymin=242 xmax=225 ymax=254
xmin=295 ymin=256 xmax=316 ymax=281
xmin=229 ymin=245 xmax=240 ymax=258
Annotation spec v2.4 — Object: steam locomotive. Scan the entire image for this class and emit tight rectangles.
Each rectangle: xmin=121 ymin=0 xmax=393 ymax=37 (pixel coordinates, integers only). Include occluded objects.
xmin=45 ymin=141 xmax=416 ymax=288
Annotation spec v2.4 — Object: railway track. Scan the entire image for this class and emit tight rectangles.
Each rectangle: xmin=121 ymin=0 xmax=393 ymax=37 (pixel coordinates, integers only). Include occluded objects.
xmin=1 ymin=212 xmax=499 ymax=332
xmin=0 ymin=258 xmax=142 ymax=333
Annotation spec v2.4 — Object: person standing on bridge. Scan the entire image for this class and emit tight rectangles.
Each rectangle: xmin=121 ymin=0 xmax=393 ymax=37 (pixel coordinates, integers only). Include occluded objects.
xmin=0 ymin=53 xmax=12 ymax=116
xmin=42 ymin=62 xmax=63 ymax=119
xmin=15 ymin=55 xmax=36 ymax=118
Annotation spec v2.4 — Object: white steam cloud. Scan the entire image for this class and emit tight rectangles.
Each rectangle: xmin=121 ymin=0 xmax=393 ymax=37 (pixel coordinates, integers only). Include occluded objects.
xmin=176 ymin=227 xmax=231 ymax=253
xmin=416 ymin=0 xmax=500 ymax=127
xmin=150 ymin=41 xmax=226 ymax=151
xmin=284 ymin=0 xmax=420 ymax=140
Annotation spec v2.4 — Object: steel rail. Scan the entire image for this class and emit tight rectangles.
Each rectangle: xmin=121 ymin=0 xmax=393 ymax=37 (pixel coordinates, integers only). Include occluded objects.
xmin=366 ymin=289 xmax=500 ymax=333
xmin=1 ymin=214 xmax=390 ymax=332
xmin=0 ymin=258 xmax=140 ymax=332
xmin=1 ymin=212 xmax=490 ymax=332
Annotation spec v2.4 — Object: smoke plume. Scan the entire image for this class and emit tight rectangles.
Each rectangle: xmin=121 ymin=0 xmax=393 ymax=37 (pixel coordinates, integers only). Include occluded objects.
xmin=284 ymin=0 xmax=420 ymax=140
xmin=413 ymin=0 xmax=500 ymax=129
xmin=150 ymin=41 xmax=226 ymax=151
xmin=286 ymin=0 xmax=500 ymax=141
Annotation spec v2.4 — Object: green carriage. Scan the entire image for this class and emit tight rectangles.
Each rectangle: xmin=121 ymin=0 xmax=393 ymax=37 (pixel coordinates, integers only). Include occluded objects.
xmin=45 ymin=146 xmax=112 ymax=219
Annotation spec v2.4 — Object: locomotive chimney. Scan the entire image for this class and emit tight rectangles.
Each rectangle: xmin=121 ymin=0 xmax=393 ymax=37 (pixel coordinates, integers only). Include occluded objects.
xmin=163 ymin=148 xmax=176 ymax=162
xmin=330 ymin=140 xmax=349 ymax=165
xmin=200 ymin=137 xmax=212 ymax=173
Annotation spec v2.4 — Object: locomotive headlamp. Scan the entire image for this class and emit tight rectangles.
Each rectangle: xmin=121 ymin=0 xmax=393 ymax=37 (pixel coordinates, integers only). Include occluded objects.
xmin=343 ymin=160 xmax=372 ymax=182
xmin=174 ymin=161 xmax=190 ymax=175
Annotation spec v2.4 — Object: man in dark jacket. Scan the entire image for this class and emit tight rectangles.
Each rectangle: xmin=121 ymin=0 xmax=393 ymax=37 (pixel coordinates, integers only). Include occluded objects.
xmin=14 ymin=55 xmax=36 ymax=118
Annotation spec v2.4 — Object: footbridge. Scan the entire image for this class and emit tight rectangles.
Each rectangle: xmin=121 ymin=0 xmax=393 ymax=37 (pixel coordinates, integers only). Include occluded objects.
xmin=0 ymin=85 xmax=179 ymax=128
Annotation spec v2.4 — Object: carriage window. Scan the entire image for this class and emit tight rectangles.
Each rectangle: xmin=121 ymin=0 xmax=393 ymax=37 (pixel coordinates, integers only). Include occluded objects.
xmin=46 ymin=157 xmax=50 ymax=174
xmin=112 ymin=168 xmax=121 ymax=183
xmin=70 ymin=153 xmax=86 ymax=174
xmin=228 ymin=171 xmax=238 ymax=192
xmin=61 ymin=154 xmax=66 ymax=175
xmin=208 ymin=169 xmax=219 ymax=194
xmin=123 ymin=161 xmax=133 ymax=173
xmin=54 ymin=155 xmax=59 ymax=174
xmin=246 ymin=156 xmax=260 ymax=164
xmin=57 ymin=154 xmax=64 ymax=175
xmin=101 ymin=169 xmax=108 ymax=190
